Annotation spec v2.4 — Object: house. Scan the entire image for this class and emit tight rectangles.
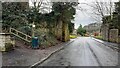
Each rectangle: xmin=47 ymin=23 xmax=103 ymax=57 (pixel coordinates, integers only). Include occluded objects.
xmin=83 ymin=22 xmax=102 ymax=36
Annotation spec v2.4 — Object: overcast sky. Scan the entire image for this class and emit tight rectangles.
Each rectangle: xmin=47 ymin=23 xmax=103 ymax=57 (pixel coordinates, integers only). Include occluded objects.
xmin=73 ymin=0 xmax=119 ymax=29
xmin=73 ymin=4 xmax=94 ymax=29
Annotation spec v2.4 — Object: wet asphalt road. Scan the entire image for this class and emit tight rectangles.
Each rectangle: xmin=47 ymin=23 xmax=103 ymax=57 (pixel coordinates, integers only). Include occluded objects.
xmin=38 ymin=37 xmax=118 ymax=66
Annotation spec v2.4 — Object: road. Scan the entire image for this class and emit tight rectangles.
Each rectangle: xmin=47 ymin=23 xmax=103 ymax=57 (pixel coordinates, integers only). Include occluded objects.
xmin=38 ymin=37 xmax=118 ymax=66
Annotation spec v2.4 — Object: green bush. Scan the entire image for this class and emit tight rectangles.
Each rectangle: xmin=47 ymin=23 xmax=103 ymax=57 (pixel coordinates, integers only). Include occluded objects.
xmin=70 ymin=35 xmax=77 ymax=39
xmin=5 ymin=43 xmax=13 ymax=51
xmin=33 ymin=29 xmax=59 ymax=48
xmin=94 ymin=36 xmax=103 ymax=40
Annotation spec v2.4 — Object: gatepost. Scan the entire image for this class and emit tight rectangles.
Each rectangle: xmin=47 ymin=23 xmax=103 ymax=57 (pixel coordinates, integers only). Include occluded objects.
xmin=109 ymin=29 xmax=119 ymax=43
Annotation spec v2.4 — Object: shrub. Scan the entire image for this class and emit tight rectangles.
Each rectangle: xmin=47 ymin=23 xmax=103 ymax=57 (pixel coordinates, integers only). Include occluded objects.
xmin=5 ymin=43 xmax=13 ymax=51
xmin=70 ymin=35 xmax=77 ymax=39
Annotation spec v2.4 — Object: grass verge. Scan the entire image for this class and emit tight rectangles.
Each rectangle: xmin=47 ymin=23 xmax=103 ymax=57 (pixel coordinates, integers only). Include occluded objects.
xmin=70 ymin=35 xmax=77 ymax=39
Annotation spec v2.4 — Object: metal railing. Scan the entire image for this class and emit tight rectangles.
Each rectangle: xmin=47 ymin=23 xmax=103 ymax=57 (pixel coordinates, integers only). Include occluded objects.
xmin=10 ymin=27 xmax=32 ymax=43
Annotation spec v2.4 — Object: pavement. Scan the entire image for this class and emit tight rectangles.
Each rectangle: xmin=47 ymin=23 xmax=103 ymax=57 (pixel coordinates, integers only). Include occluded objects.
xmin=92 ymin=37 xmax=119 ymax=51
xmin=37 ymin=37 xmax=118 ymax=66
xmin=2 ymin=39 xmax=75 ymax=66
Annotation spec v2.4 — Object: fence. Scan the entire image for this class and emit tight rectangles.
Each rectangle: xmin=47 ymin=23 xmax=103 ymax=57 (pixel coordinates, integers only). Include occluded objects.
xmin=10 ymin=27 xmax=32 ymax=43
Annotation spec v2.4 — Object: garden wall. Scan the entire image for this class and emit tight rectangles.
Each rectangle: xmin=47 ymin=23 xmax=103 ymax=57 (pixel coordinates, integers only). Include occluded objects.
xmin=109 ymin=29 xmax=119 ymax=43
xmin=35 ymin=21 xmax=70 ymax=42
xmin=101 ymin=24 xmax=109 ymax=41
xmin=55 ymin=21 xmax=62 ymax=41
xmin=118 ymin=36 xmax=120 ymax=43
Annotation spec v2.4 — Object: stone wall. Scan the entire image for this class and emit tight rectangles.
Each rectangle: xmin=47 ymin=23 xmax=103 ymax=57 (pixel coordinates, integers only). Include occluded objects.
xmin=0 ymin=23 xmax=2 ymax=33
xmin=36 ymin=21 xmax=70 ymax=42
xmin=0 ymin=33 xmax=11 ymax=51
xmin=64 ymin=23 xmax=70 ymax=42
xmin=55 ymin=21 xmax=62 ymax=41
xmin=118 ymin=36 xmax=120 ymax=43
xmin=0 ymin=34 xmax=4 ymax=51
xmin=101 ymin=24 xmax=109 ymax=41
xmin=109 ymin=29 xmax=119 ymax=43
xmin=54 ymin=21 xmax=70 ymax=42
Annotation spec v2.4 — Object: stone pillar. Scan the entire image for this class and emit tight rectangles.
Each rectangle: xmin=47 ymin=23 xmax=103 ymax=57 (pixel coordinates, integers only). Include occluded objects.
xmin=101 ymin=24 xmax=109 ymax=41
xmin=118 ymin=36 xmax=120 ymax=43
xmin=0 ymin=33 xmax=12 ymax=51
xmin=0 ymin=23 xmax=2 ymax=33
xmin=109 ymin=29 xmax=119 ymax=43
xmin=56 ymin=21 xmax=62 ymax=41
xmin=0 ymin=33 xmax=6 ymax=51
xmin=62 ymin=22 xmax=70 ymax=42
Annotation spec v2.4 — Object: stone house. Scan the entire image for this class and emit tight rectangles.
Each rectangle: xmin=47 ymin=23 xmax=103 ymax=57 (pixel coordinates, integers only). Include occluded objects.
xmin=83 ymin=22 xmax=102 ymax=35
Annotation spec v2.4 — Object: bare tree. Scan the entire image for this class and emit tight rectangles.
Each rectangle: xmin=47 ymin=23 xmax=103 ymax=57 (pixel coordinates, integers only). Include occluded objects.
xmin=30 ymin=0 xmax=51 ymax=13
xmin=30 ymin=0 xmax=52 ymax=36
xmin=90 ymin=0 xmax=115 ymax=22
xmin=89 ymin=0 xmax=116 ymax=41
xmin=77 ymin=0 xmax=115 ymax=22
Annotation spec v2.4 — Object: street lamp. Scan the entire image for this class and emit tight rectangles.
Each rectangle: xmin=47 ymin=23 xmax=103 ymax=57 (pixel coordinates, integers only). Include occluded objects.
xmin=32 ymin=24 xmax=35 ymax=28
xmin=31 ymin=22 xmax=39 ymax=49
xmin=32 ymin=22 xmax=35 ymax=37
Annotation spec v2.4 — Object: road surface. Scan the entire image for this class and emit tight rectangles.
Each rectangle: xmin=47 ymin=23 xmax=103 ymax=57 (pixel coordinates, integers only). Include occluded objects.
xmin=38 ymin=37 xmax=118 ymax=66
